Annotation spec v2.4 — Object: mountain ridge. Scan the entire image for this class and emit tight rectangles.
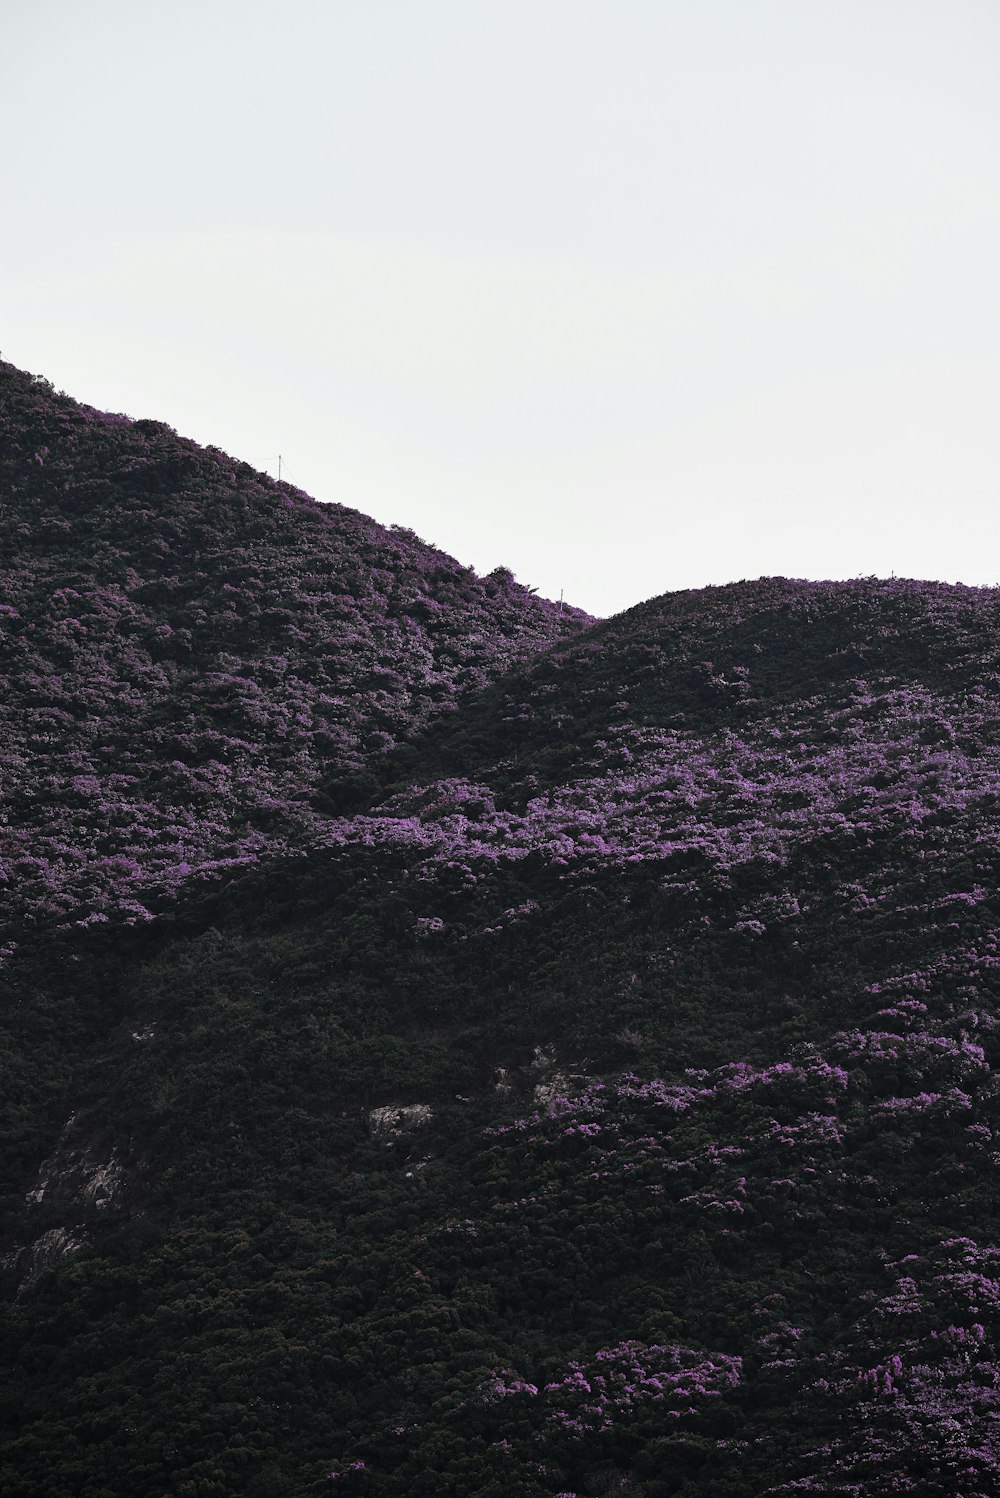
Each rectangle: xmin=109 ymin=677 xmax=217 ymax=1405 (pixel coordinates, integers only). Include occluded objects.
xmin=0 ymin=359 xmax=588 ymax=948
xmin=3 ymin=364 xmax=1000 ymax=1497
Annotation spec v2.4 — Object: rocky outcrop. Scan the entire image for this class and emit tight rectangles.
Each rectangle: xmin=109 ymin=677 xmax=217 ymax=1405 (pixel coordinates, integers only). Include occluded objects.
xmin=367 ymin=1103 xmax=434 ymax=1145
xmin=1 ymin=1227 xmax=84 ymax=1292
xmin=1 ymin=1115 xmax=135 ymax=1296
xmin=25 ymin=1115 xmax=126 ymax=1212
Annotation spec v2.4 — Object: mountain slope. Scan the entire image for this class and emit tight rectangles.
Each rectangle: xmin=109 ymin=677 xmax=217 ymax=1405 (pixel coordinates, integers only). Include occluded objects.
xmin=0 ymin=360 xmax=588 ymax=946
xmin=4 ymin=530 xmax=1000 ymax=1495
xmin=316 ymin=575 xmax=1000 ymax=923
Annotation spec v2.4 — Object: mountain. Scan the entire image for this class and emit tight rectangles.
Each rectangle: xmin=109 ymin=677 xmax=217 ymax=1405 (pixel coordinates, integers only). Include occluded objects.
xmin=0 ymin=359 xmax=588 ymax=948
xmin=3 ymin=364 xmax=1000 ymax=1497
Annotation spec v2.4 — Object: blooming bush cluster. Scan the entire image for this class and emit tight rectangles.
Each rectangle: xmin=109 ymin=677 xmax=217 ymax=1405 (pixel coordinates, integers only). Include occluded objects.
xmin=481 ymin=1340 xmax=741 ymax=1439
xmin=765 ymin=1239 xmax=1000 ymax=1494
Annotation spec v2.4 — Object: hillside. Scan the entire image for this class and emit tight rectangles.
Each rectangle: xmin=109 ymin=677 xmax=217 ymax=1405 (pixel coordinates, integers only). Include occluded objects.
xmin=3 ymin=367 xmax=1000 ymax=1497
xmin=0 ymin=360 xmax=588 ymax=948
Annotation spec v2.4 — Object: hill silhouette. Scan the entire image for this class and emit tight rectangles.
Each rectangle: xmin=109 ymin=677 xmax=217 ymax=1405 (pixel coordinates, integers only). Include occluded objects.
xmin=3 ymin=364 xmax=1000 ymax=1497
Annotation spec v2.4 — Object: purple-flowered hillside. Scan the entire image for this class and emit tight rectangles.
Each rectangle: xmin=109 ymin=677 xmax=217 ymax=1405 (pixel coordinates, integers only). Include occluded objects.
xmin=0 ymin=361 xmax=588 ymax=945
xmin=6 ymin=361 xmax=1000 ymax=1497
xmin=316 ymin=574 xmax=1000 ymax=908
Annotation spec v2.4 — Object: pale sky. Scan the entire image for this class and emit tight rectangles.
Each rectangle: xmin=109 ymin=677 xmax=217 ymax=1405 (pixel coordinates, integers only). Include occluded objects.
xmin=4 ymin=0 xmax=999 ymax=617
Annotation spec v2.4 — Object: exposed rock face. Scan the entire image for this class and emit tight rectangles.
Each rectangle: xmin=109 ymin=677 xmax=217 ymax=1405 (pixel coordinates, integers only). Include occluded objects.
xmin=532 ymin=1071 xmax=577 ymax=1107
xmin=24 ymin=1116 xmax=126 ymax=1212
xmin=3 ymin=1116 xmax=133 ymax=1294
xmin=367 ymin=1104 xmax=434 ymax=1145
xmin=3 ymin=1228 xmax=84 ymax=1292
xmin=528 ymin=1045 xmax=591 ymax=1108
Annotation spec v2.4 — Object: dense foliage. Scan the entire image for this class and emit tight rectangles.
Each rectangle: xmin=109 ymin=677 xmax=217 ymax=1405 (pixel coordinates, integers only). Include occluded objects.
xmin=0 ymin=360 xmax=586 ymax=948
xmin=3 ymin=365 xmax=1000 ymax=1496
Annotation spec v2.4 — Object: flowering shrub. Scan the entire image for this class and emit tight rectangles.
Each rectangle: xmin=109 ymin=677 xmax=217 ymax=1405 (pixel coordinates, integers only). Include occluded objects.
xmin=766 ymin=1239 xmax=1000 ymax=1494
xmin=542 ymin=1341 xmax=742 ymax=1436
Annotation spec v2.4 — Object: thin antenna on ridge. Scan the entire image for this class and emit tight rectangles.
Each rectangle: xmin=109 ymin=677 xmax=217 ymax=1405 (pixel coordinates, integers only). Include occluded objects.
xmin=278 ymin=454 xmax=283 ymax=482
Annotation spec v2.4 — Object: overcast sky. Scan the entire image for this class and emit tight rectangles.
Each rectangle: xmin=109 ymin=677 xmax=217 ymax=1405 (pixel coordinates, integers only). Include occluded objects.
xmin=4 ymin=0 xmax=999 ymax=617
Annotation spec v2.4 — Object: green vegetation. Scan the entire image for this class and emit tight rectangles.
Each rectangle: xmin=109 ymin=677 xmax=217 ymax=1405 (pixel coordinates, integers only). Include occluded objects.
xmin=3 ymin=364 xmax=1000 ymax=1495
